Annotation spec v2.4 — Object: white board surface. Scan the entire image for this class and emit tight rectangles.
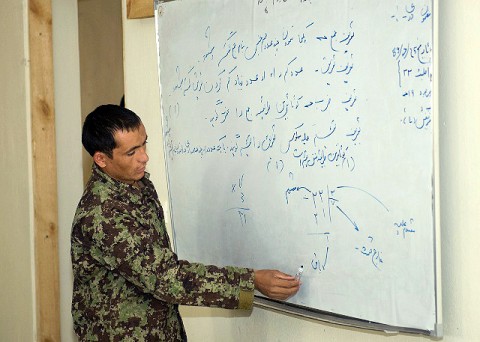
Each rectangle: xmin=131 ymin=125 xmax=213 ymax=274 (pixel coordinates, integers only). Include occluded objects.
xmin=154 ymin=0 xmax=439 ymax=334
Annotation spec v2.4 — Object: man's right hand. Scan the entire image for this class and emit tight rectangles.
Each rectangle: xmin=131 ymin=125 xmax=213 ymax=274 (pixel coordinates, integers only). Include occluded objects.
xmin=253 ymin=269 xmax=301 ymax=301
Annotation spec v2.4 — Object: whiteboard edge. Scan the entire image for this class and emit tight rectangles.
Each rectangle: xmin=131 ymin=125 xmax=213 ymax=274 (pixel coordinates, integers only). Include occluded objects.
xmin=432 ymin=0 xmax=443 ymax=338
xmin=152 ymin=0 xmax=444 ymax=336
xmin=154 ymin=0 xmax=178 ymax=252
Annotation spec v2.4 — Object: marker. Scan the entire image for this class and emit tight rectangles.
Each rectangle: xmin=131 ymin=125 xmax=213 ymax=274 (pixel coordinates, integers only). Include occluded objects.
xmin=295 ymin=265 xmax=304 ymax=281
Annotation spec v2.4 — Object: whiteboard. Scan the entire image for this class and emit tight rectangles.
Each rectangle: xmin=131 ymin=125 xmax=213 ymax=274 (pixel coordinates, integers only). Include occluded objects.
xmin=154 ymin=0 xmax=440 ymax=335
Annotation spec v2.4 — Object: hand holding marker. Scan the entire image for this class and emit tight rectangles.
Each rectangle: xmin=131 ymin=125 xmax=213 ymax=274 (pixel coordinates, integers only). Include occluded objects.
xmin=295 ymin=265 xmax=304 ymax=281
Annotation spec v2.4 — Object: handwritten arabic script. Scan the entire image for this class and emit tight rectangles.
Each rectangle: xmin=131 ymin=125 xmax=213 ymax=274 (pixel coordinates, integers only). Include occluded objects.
xmin=157 ymin=0 xmax=435 ymax=327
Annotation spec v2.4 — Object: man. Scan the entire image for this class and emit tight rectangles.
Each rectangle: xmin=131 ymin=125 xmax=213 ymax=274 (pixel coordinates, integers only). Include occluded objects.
xmin=71 ymin=104 xmax=300 ymax=341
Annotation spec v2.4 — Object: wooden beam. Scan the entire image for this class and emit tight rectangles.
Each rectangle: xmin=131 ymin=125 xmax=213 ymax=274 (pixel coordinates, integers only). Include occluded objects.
xmin=28 ymin=0 xmax=61 ymax=341
xmin=127 ymin=0 xmax=154 ymax=19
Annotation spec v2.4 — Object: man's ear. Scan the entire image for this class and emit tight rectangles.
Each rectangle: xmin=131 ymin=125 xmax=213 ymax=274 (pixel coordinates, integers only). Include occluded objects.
xmin=93 ymin=151 xmax=108 ymax=168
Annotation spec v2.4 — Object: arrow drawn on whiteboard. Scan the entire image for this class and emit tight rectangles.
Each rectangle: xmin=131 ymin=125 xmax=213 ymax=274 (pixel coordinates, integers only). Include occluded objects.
xmin=333 ymin=185 xmax=389 ymax=231
xmin=335 ymin=205 xmax=359 ymax=231
xmin=336 ymin=185 xmax=390 ymax=212
xmin=285 ymin=184 xmax=389 ymax=231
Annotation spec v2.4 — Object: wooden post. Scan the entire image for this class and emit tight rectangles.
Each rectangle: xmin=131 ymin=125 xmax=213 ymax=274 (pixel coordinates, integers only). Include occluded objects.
xmin=28 ymin=0 xmax=61 ymax=341
xmin=127 ymin=0 xmax=154 ymax=19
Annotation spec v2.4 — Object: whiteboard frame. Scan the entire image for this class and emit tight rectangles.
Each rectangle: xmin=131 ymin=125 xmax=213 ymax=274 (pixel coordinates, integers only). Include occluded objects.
xmin=154 ymin=0 xmax=443 ymax=337
xmin=254 ymin=297 xmax=436 ymax=337
xmin=432 ymin=0 xmax=443 ymax=337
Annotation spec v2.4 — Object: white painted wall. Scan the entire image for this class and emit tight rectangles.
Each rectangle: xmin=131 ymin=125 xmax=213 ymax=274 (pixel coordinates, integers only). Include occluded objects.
xmin=0 ymin=1 xmax=35 ymax=340
xmin=51 ymin=1 xmax=84 ymax=341
xmin=437 ymin=1 xmax=480 ymax=339
xmin=122 ymin=1 xmax=480 ymax=341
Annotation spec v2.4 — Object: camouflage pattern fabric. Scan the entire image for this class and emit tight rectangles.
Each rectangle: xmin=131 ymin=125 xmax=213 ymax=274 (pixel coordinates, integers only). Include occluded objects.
xmin=71 ymin=165 xmax=255 ymax=341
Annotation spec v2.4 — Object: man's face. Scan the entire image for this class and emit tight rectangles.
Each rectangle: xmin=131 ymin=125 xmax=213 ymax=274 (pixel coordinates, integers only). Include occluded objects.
xmin=99 ymin=123 xmax=149 ymax=184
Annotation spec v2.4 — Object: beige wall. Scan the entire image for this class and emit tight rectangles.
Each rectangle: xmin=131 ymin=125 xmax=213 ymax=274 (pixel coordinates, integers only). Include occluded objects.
xmin=55 ymin=0 xmax=125 ymax=340
xmin=52 ymin=0 xmax=83 ymax=341
xmin=78 ymin=0 xmax=124 ymax=182
xmin=78 ymin=0 xmax=124 ymax=115
xmin=0 ymin=1 xmax=35 ymax=341
xmin=122 ymin=1 xmax=169 ymax=208
xmin=122 ymin=1 xmax=480 ymax=341
xmin=438 ymin=1 xmax=480 ymax=339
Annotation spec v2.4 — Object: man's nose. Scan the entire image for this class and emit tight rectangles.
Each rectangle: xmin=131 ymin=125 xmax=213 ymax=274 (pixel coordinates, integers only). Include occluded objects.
xmin=138 ymin=146 xmax=149 ymax=163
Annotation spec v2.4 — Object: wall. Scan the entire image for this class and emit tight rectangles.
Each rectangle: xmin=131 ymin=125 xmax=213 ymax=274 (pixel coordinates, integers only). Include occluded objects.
xmin=0 ymin=1 xmax=35 ymax=341
xmin=51 ymin=0 xmax=84 ymax=341
xmin=54 ymin=0 xmax=125 ymax=340
xmin=122 ymin=1 xmax=480 ymax=341
xmin=78 ymin=0 xmax=124 ymax=115
xmin=122 ymin=0 xmax=169 ymax=208
xmin=438 ymin=1 xmax=480 ymax=339
xmin=78 ymin=0 xmax=124 ymax=183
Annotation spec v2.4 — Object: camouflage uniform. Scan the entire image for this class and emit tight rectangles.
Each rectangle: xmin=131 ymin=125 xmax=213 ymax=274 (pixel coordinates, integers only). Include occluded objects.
xmin=71 ymin=165 xmax=255 ymax=341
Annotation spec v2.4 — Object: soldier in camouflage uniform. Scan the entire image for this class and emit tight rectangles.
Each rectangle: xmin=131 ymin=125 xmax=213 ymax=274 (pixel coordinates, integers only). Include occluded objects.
xmin=71 ymin=105 xmax=300 ymax=341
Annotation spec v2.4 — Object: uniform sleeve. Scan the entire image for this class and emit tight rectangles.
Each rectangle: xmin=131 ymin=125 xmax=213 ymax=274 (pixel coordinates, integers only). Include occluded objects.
xmin=85 ymin=199 xmax=255 ymax=310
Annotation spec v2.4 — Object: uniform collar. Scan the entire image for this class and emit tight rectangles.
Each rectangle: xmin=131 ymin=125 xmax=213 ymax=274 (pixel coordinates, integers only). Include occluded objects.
xmin=91 ymin=163 xmax=151 ymax=196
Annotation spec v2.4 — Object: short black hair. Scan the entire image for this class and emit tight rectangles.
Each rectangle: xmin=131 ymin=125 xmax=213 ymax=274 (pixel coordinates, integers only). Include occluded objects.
xmin=82 ymin=104 xmax=142 ymax=158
